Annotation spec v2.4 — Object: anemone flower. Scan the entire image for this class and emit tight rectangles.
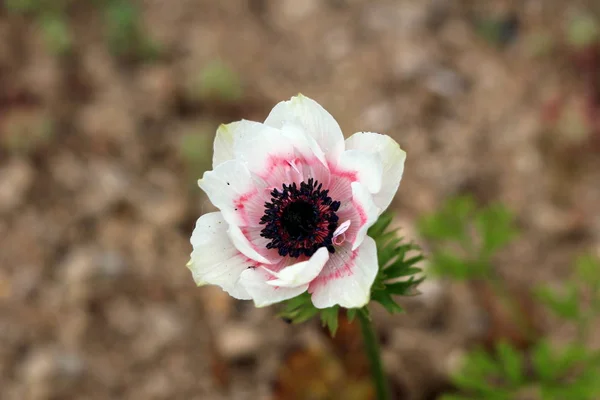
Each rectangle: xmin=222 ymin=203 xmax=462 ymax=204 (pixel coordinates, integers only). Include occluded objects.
xmin=188 ymin=94 xmax=406 ymax=309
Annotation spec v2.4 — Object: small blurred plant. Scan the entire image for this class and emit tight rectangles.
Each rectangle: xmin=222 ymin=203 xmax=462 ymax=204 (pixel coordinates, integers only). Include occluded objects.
xmin=38 ymin=12 xmax=72 ymax=55
xmin=280 ymin=212 xmax=424 ymax=336
xmin=4 ymin=0 xmax=74 ymax=56
xmin=186 ymin=61 xmax=244 ymax=104
xmin=3 ymin=0 xmax=159 ymax=60
xmin=474 ymin=12 xmax=520 ymax=48
xmin=103 ymin=0 xmax=161 ymax=61
xmin=418 ymin=196 xmax=517 ymax=281
xmin=441 ymin=254 xmax=600 ymax=400
xmin=178 ymin=126 xmax=214 ymax=187
xmin=567 ymin=13 xmax=600 ymax=49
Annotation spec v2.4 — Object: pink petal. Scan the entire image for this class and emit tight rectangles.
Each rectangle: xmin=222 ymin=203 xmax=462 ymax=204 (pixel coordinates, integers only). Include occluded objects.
xmin=335 ymin=182 xmax=380 ymax=250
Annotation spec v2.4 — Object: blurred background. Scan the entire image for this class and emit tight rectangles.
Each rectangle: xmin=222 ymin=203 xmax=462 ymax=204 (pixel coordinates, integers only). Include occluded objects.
xmin=1 ymin=0 xmax=600 ymax=399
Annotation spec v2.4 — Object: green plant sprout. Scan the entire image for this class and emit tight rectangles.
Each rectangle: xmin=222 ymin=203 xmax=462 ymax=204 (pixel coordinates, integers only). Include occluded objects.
xmin=442 ymin=254 xmax=600 ymax=400
xmin=188 ymin=61 xmax=244 ymax=103
xmin=3 ymin=0 xmax=159 ymax=60
xmin=103 ymin=0 xmax=161 ymax=60
xmin=567 ymin=13 xmax=600 ymax=49
xmin=418 ymin=195 xmax=517 ymax=281
xmin=178 ymin=128 xmax=214 ymax=187
xmin=39 ymin=12 xmax=72 ymax=55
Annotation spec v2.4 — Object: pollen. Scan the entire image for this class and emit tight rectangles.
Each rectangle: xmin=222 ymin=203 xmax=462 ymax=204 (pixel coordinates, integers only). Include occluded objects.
xmin=259 ymin=178 xmax=340 ymax=258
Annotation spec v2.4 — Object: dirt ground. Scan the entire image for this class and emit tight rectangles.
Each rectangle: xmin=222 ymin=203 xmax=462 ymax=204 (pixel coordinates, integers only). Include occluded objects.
xmin=1 ymin=1 xmax=600 ymax=399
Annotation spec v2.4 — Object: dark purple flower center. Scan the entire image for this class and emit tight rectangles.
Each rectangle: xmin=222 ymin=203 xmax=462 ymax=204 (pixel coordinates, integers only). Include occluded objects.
xmin=259 ymin=178 xmax=340 ymax=258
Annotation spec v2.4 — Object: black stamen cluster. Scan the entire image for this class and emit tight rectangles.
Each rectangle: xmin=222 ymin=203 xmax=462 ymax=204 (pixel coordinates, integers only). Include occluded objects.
xmin=260 ymin=178 xmax=340 ymax=258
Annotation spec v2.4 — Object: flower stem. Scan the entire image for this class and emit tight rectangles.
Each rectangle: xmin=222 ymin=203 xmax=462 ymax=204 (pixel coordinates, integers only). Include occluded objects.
xmin=357 ymin=307 xmax=391 ymax=400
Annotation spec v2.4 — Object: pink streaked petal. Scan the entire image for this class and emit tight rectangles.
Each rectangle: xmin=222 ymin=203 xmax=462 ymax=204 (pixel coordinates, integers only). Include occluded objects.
xmin=345 ymin=132 xmax=406 ymax=211
xmin=264 ymin=94 xmax=345 ymax=163
xmin=189 ymin=212 xmax=253 ymax=300
xmin=327 ymin=166 xmax=356 ymax=202
xmin=240 ymin=267 xmax=309 ymax=308
xmin=336 ymin=182 xmax=380 ymax=250
xmin=232 ymin=120 xmax=297 ymax=177
xmin=348 ymin=182 xmax=380 ymax=250
xmin=260 ymin=155 xmax=306 ymax=189
xmin=308 ymin=236 xmax=378 ymax=309
xmin=260 ymin=155 xmax=331 ymax=192
xmin=232 ymin=186 xmax=271 ymax=228
xmin=264 ymin=247 xmax=329 ymax=288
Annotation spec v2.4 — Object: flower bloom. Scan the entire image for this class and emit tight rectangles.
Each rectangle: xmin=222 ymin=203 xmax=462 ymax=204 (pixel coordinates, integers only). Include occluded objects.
xmin=188 ymin=94 xmax=406 ymax=309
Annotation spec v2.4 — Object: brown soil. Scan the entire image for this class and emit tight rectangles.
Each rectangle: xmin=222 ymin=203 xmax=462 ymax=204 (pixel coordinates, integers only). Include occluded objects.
xmin=1 ymin=1 xmax=600 ymax=399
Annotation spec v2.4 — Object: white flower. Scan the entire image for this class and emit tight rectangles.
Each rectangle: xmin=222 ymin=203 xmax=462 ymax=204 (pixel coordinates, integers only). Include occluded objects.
xmin=188 ymin=94 xmax=406 ymax=309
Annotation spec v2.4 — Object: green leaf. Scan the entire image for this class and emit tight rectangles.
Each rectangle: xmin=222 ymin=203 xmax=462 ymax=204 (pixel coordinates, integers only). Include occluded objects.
xmin=320 ymin=306 xmax=339 ymax=336
xmin=567 ymin=13 xmax=600 ymax=49
xmin=467 ymin=348 xmax=501 ymax=377
xmin=575 ymin=254 xmax=600 ymax=289
xmin=384 ymin=254 xmax=424 ymax=279
xmin=532 ymin=340 xmax=557 ymax=382
xmin=371 ymin=291 xmax=404 ymax=314
xmin=385 ymin=276 xmax=425 ymax=296
xmin=418 ymin=196 xmax=475 ymax=241
xmin=385 ymin=265 xmax=422 ymax=280
xmin=39 ymin=12 xmax=72 ymax=56
xmin=555 ymin=343 xmax=588 ymax=375
xmin=535 ymin=283 xmax=580 ymax=320
xmin=367 ymin=212 xmax=394 ymax=238
xmin=496 ymin=341 xmax=524 ymax=386
xmin=430 ymin=251 xmax=474 ymax=280
xmin=291 ymin=305 xmax=320 ymax=324
xmin=346 ymin=308 xmax=357 ymax=322
xmin=278 ymin=292 xmax=316 ymax=323
xmin=476 ymin=203 xmax=517 ymax=258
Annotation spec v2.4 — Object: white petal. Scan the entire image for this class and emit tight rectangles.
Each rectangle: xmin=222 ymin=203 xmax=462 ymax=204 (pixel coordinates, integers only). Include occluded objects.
xmin=189 ymin=212 xmax=253 ymax=299
xmin=308 ymin=236 xmax=378 ymax=309
xmin=280 ymin=123 xmax=328 ymax=167
xmin=337 ymin=149 xmax=383 ymax=194
xmin=345 ymin=132 xmax=406 ymax=211
xmin=264 ymin=94 xmax=345 ymax=162
xmin=265 ymin=247 xmax=329 ymax=288
xmin=240 ymin=267 xmax=308 ymax=307
xmin=212 ymin=123 xmax=236 ymax=168
xmin=198 ymin=160 xmax=256 ymax=226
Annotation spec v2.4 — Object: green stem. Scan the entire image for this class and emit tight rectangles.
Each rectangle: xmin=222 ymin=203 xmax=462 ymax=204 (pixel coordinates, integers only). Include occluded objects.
xmin=357 ymin=307 xmax=391 ymax=400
